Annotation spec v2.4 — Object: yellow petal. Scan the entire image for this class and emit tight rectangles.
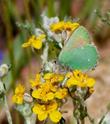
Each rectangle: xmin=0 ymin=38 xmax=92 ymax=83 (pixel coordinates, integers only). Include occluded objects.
xmin=35 ymin=73 xmax=41 ymax=81
xmin=12 ymin=94 xmax=23 ymax=104
xmin=15 ymin=84 xmax=25 ymax=94
xmin=44 ymin=73 xmax=54 ymax=80
xmin=73 ymin=70 xmax=82 ymax=79
xmin=38 ymin=112 xmax=48 ymax=121
xmin=87 ymin=78 xmax=95 ymax=87
xmin=33 ymin=103 xmax=48 ymax=121
xmin=32 ymin=39 xmax=42 ymax=49
xmin=78 ymin=82 xmax=86 ymax=87
xmin=57 ymin=74 xmax=64 ymax=82
xmin=32 ymin=104 xmax=39 ymax=114
xmin=49 ymin=110 xmax=62 ymax=123
xmin=46 ymin=92 xmax=54 ymax=101
xmin=64 ymin=22 xmax=79 ymax=31
xmin=38 ymin=34 xmax=46 ymax=39
xmin=55 ymin=88 xmax=67 ymax=99
xmin=32 ymin=89 xmax=41 ymax=99
xmin=50 ymin=21 xmax=64 ymax=32
xmin=32 ymin=104 xmax=46 ymax=114
xmin=47 ymin=101 xmax=58 ymax=112
xmin=22 ymin=41 xmax=31 ymax=48
xmin=66 ymin=77 xmax=78 ymax=87
xmin=30 ymin=80 xmax=39 ymax=88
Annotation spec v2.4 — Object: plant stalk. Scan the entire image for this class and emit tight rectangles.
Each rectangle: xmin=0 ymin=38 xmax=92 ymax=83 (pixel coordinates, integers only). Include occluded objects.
xmin=81 ymin=119 xmax=85 ymax=124
xmin=25 ymin=114 xmax=36 ymax=124
xmin=4 ymin=95 xmax=13 ymax=124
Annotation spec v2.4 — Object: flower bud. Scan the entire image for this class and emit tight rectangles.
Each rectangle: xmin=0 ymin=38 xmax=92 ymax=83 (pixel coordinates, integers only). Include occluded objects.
xmin=0 ymin=64 xmax=10 ymax=78
xmin=23 ymin=93 xmax=33 ymax=103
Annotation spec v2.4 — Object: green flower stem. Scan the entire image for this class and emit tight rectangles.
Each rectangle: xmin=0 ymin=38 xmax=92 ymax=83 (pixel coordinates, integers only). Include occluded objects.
xmin=41 ymin=42 xmax=52 ymax=72
xmin=0 ymin=78 xmax=13 ymax=124
xmin=25 ymin=117 xmax=32 ymax=124
xmin=4 ymin=95 xmax=13 ymax=124
xmin=42 ymin=42 xmax=49 ymax=65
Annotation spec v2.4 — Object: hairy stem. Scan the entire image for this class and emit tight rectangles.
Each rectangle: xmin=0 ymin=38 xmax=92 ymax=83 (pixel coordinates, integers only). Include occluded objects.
xmin=4 ymin=95 xmax=13 ymax=124
xmin=0 ymin=79 xmax=13 ymax=124
xmin=25 ymin=114 xmax=36 ymax=124
xmin=42 ymin=42 xmax=49 ymax=65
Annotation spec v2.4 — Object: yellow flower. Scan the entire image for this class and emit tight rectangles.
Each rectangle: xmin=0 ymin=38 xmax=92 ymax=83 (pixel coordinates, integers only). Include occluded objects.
xmin=64 ymin=22 xmax=79 ymax=31
xmin=31 ymin=72 xmax=67 ymax=101
xmin=32 ymin=82 xmax=55 ymax=102
xmin=33 ymin=104 xmax=48 ymax=121
xmin=30 ymin=73 xmax=41 ymax=88
xmin=50 ymin=74 xmax=64 ymax=84
xmin=32 ymin=89 xmax=54 ymax=102
xmin=55 ymin=88 xmax=68 ymax=99
xmin=78 ymin=76 xmax=95 ymax=88
xmin=56 ymin=74 xmax=64 ymax=82
xmin=12 ymin=84 xmax=25 ymax=104
xmin=44 ymin=73 xmax=64 ymax=93
xmin=44 ymin=73 xmax=64 ymax=84
xmin=12 ymin=94 xmax=24 ymax=104
xmin=66 ymin=76 xmax=79 ymax=87
xmin=50 ymin=21 xmax=64 ymax=32
xmin=49 ymin=110 xmax=62 ymax=123
xmin=86 ymin=78 xmax=95 ymax=88
xmin=73 ymin=70 xmax=82 ymax=79
xmin=32 ymin=101 xmax=62 ymax=122
xmin=66 ymin=70 xmax=95 ymax=88
xmin=15 ymin=84 xmax=25 ymax=94
xmin=89 ymin=87 xmax=95 ymax=94
xmin=22 ymin=34 xmax=46 ymax=49
xmin=44 ymin=73 xmax=54 ymax=80
xmin=50 ymin=21 xmax=79 ymax=32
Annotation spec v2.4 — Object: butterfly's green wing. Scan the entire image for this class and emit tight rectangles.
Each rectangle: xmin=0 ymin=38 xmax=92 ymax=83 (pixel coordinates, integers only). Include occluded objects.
xmin=58 ymin=26 xmax=99 ymax=70
xmin=64 ymin=26 xmax=92 ymax=49
xmin=59 ymin=44 xmax=99 ymax=70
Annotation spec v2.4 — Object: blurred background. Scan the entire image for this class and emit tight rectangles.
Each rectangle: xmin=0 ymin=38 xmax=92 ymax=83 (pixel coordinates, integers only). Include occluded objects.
xmin=0 ymin=0 xmax=110 ymax=123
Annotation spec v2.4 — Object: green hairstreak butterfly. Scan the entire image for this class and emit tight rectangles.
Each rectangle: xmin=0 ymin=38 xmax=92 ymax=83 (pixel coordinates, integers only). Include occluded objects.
xmin=58 ymin=26 xmax=99 ymax=70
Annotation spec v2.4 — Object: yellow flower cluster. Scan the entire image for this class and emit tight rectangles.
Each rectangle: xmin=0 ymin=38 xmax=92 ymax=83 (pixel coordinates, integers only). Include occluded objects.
xmin=50 ymin=21 xmax=79 ymax=32
xmin=31 ymin=72 xmax=67 ymax=122
xmin=22 ymin=34 xmax=46 ymax=49
xmin=12 ymin=70 xmax=95 ymax=122
xmin=66 ymin=70 xmax=95 ymax=89
xmin=12 ymin=84 xmax=25 ymax=104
